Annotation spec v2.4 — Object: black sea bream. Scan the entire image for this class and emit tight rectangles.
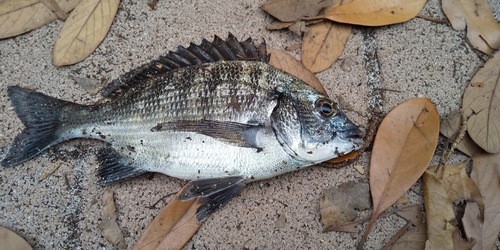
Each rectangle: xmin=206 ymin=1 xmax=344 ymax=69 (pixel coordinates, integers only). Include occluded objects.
xmin=1 ymin=34 xmax=363 ymax=221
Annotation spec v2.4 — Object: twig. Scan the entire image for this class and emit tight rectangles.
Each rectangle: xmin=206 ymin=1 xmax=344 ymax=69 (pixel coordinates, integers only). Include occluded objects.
xmin=381 ymin=221 xmax=413 ymax=250
xmin=416 ymin=14 xmax=448 ymax=24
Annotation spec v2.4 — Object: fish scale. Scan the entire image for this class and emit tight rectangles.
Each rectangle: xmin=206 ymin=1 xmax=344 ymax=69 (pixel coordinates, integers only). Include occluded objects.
xmin=1 ymin=34 xmax=364 ymax=221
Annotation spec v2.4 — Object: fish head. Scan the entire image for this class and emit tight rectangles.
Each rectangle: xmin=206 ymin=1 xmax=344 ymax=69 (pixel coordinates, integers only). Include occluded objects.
xmin=271 ymin=84 xmax=364 ymax=164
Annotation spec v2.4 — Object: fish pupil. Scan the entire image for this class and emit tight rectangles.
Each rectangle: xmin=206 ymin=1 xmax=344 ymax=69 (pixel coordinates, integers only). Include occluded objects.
xmin=315 ymin=98 xmax=336 ymax=117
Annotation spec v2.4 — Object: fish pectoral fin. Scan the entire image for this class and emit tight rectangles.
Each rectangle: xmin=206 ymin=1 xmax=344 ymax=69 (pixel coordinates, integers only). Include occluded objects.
xmin=154 ymin=120 xmax=264 ymax=149
xmin=179 ymin=176 xmax=246 ymax=222
xmin=95 ymin=147 xmax=147 ymax=184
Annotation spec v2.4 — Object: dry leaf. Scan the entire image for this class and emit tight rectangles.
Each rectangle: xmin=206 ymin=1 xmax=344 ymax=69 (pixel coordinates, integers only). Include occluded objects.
xmin=319 ymin=181 xmax=371 ymax=229
xmin=424 ymin=164 xmax=485 ymax=250
xmin=268 ymin=48 xmax=328 ymax=95
xmin=461 ymin=202 xmax=481 ymax=248
xmin=40 ymin=0 xmax=68 ymax=20
xmin=261 ymin=0 xmax=333 ymax=22
xmin=266 ymin=21 xmax=294 ymax=30
xmin=391 ymin=224 xmax=426 ymax=250
xmin=395 ymin=204 xmax=423 ymax=226
xmin=423 ymin=168 xmax=456 ymax=250
xmin=442 ymin=0 xmax=500 ymax=55
xmin=470 ymin=153 xmax=500 ymax=250
xmin=462 ymin=51 xmax=500 ymax=153
xmin=326 ymin=151 xmax=357 ymax=163
xmin=353 ymin=165 xmax=365 ymax=174
xmin=0 ymin=0 xmax=80 ymax=39
xmin=133 ymin=185 xmax=203 ymax=250
xmin=440 ymin=109 xmax=483 ymax=157
xmin=360 ymin=99 xmax=439 ymax=248
xmin=324 ymin=0 xmax=426 ymax=26
xmin=53 ymin=0 xmax=120 ymax=66
xmin=287 ymin=21 xmax=310 ymax=36
xmin=71 ymin=76 xmax=103 ymax=96
xmin=0 ymin=226 xmax=33 ymax=250
xmin=99 ymin=190 xmax=126 ymax=249
xmin=302 ymin=21 xmax=352 ymax=73
xmin=452 ymin=229 xmax=477 ymax=250
xmin=302 ymin=0 xmax=353 ymax=73
xmin=438 ymin=163 xmax=484 ymax=213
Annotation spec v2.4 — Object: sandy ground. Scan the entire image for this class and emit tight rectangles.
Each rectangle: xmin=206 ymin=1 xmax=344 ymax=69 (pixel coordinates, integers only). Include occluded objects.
xmin=0 ymin=0 xmax=499 ymax=249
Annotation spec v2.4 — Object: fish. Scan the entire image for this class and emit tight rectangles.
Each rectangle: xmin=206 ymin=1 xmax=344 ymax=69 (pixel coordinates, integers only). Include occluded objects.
xmin=1 ymin=34 xmax=364 ymax=221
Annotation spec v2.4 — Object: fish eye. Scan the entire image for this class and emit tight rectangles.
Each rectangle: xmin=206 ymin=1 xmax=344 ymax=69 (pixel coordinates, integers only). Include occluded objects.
xmin=315 ymin=98 xmax=337 ymax=117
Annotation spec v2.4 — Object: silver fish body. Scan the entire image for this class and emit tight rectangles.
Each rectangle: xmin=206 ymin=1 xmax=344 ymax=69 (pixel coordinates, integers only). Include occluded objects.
xmin=2 ymin=34 xmax=363 ymax=221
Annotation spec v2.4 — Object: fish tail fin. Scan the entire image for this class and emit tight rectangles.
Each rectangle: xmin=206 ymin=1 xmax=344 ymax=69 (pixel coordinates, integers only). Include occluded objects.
xmin=1 ymin=86 xmax=76 ymax=167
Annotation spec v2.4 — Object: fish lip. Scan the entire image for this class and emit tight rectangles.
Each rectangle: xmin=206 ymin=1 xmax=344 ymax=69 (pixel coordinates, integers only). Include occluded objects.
xmin=336 ymin=126 xmax=364 ymax=141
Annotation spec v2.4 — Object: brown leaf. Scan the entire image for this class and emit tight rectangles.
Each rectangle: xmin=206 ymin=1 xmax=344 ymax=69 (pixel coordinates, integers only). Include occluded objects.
xmin=395 ymin=204 xmax=423 ymax=226
xmin=133 ymin=185 xmax=203 ymax=250
xmin=268 ymin=48 xmax=328 ymax=95
xmin=462 ymin=51 xmax=500 ymax=153
xmin=391 ymin=224 xmax=427 ymax=250
xmin=470 ymin=153 xmax=500 ymax=250
xmin=319 ymin=181 xmax=371 ymax=229
xmin=440 ymin=109 xmax=483 ymax=157
xmin=360 ymin=98 xmax=439 ymax=247
xmin=0 ymin=226 xmax=32 ymax=250
xmin=266 ymin=21 xmax=294 ymax=30
xmin=324 ymin=0 xmax=426 ymax=26
xmin=424 ymin=163 xmax=485 ymax=250
xmin=99 ymin=190 xmax=126 ymax=249
xmin=40 ymin=0 xmax=68 ymax=20
xmin=437 ymin=163 xmax=484 ymax=213
xmin=301 ymin=0 xmax=352 ymax=73
xmin=0 ymin=0 xmax=80 ymax=39
xmin=53 ymin=0 xmax=120 ymax=66
xmin=301 ymin=21 xmax=352 ymax=73
xmin=442 ymin=0 xmax=500 ymax=55
xmin=326 ymin=151 xmax=357 ymax=163
xmin=423 ymin=168 xmax=456 ymax=250
xmin=461 ymin=201 xmax=481 ymax=248
xmin=261 ymin=0 xmax=333 ymax=22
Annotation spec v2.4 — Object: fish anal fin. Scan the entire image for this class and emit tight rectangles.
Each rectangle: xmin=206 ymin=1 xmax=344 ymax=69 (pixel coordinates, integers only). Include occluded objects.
xmin=178 ymin=176 xmax=246 ymax=222
xmin=101 ymin=33 xmax=268 ymax=98
xmin=95 ymin=147 xmax=147 ymax=184
xmin=154 ymin=120 xmax=264 ymax=149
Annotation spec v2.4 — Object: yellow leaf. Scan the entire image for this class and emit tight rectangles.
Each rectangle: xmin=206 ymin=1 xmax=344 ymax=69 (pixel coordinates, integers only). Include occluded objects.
xmin=359 ymin=98 xmax=439 ymax=248
xmin=0 ymin=226 xmax=32 ymax=250
xmin=470 ymin=153 xmax=500 ymax=250
xmin=53 ymin=0 xmax=120 ymax=66
xmin=268 ymin=48 xmax=328 ymax=96
xmin=442 ymin=0 xmax=500 ymax=55
xmin=462 ymin=50 xmax=500 ymax=153
xmin=301 ymin=21 xmax=352 ymax=73
xmin=324 ymin=0 xmax=427 ymax=26
xmin=133 ymin=184 xmax=203 ymax=250
xmin=0 ymin=0 xmax=80 ymax=39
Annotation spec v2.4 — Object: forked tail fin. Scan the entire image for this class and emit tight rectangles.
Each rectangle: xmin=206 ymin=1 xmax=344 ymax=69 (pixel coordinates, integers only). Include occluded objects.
xmin=1 ymin=86 xmax=77 ymax=167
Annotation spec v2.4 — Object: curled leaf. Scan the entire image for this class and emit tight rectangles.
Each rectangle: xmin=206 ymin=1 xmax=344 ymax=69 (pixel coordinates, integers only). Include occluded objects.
xmin=324 ymin=0 xmax=427 ymax=26
xmin=268 ymin=48 xmax=327 ymax=95
xmin=53 ymin=0 xmax=120 ymax=66
xmin=442 ymin=0 xmax=500 ymax=55
xmin=360 ymin=98 xmax=439 ymax=248
xmin=0 ymin=0 xmax=80 ymax=39
xmin=470 ymin=153 xmax=500 ymax=250
xmin=440 ymin=109 xmax=483 ymax=157
xmin=462 ymin=50 xmax=500 ymax=153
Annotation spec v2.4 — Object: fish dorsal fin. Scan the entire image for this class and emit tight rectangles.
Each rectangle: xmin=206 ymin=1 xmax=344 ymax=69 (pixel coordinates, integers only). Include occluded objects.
xmin=101 ymin=33 xmax=269 ymax=98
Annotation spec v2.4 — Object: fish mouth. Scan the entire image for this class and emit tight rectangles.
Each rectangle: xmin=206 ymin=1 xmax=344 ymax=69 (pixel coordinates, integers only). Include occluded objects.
xmin=338 ymin=126 xmax=364 ymax=140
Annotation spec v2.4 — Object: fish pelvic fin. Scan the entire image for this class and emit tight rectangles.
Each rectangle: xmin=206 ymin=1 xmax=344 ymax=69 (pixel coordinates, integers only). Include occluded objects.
xmin=1 ymin=86 xmax=76 ymax=167
xmin=179 ymin=176 xmax=246 ymax=222
xmin=95 ymin=147 xmax=148 ymax=184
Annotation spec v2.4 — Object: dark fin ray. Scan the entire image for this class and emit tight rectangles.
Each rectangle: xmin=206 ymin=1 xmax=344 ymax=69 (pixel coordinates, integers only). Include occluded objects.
xmin=178 ymin=176 xmax=246 ymax=222
xmin=1 ymin=86 xmax=76 ymax=167
xmin=196 ymin=182 xmax=245 ymax=221
xmin=95 ymin=147 xmax=148 ymax=184
xmin=154 ymin=120 xmax=264 ymax=149
xmin=178 ymin=176 xmax=245 ymax=200
xmin=101 ymin=33 xmax=269 ymax=98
